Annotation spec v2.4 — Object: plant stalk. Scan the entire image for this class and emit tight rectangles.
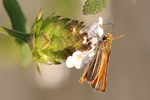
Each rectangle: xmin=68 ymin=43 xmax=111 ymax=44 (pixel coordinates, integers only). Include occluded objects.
xmin=0 ymin=27 xmax=32 ymax=43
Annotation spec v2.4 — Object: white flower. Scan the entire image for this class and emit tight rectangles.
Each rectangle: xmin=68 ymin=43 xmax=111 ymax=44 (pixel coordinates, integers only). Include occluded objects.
xmin=87 ymin=17 xmax=104 ymax=39
xmin=98 ymin=17 xmax=103 ymax=25
xmin=66 ymin=17 xmax=104 ymax=69
xmin=66 ymin=51 xmax=90 ymax=69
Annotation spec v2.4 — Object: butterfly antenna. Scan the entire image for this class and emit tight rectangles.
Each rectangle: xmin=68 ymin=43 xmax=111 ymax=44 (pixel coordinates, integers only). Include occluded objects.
xmin=103 ymin=23 xmax=113 ymax=33
xmin=103 ymin=23 xmax=124 ymax=40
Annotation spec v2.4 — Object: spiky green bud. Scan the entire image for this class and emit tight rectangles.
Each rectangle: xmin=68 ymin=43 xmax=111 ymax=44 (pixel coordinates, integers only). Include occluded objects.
xmin=29 ymin=10 xmax=89 ymax=65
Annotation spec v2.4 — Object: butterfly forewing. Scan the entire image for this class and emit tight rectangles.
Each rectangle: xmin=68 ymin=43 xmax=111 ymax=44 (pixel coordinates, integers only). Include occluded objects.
xmin=86 ymin=49 xmax=103 ymax=82
xmin=91 ymin=49 xmax=110 ymax=92
xmin=79 ymin=33 xmax=113 ymax=93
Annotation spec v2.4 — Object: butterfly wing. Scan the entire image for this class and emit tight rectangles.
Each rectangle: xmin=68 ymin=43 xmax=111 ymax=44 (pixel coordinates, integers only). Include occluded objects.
xmin=78 ymin=48 xmax=103 ymax=83
xmin=91 ymin=48 xmax=111 ymax=92
xmin=79 ymin=33 xmax=113 ymax=92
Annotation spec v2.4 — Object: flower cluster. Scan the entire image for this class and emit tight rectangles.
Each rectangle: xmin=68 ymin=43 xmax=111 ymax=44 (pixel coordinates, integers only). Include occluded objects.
xmin=30 ymin=10 xmax=88 ymax=65
xmin=66 ymin=17 xmax=104 ymax=69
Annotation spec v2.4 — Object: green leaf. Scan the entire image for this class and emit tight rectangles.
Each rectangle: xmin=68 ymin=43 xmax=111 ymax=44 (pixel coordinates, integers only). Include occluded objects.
xmin=3 ymin=0 xmax=32 ymax=68
xmin=20 ymin=43 xmax=32 ymax=68
xmin=3 ymin=0 xmax=27 ymax=33
xmin=0 ymin=27 xmax=31 ymax=43
xmin=83 ymin=0 xmax=110 ymax=15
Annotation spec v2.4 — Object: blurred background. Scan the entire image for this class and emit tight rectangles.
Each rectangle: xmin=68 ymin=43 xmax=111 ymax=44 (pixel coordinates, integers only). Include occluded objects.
xmin=0 ymin=0 xmax=150 ymax=100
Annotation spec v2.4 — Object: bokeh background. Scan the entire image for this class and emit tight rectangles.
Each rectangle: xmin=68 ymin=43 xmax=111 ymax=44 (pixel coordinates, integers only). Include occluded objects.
xmin=0 ymin=0 xmax=150 ymax=100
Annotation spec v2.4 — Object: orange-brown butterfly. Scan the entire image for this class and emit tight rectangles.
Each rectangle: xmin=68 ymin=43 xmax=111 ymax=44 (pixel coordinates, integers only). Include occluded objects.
xmin=79 ymin=24 xmax=124 ymax=93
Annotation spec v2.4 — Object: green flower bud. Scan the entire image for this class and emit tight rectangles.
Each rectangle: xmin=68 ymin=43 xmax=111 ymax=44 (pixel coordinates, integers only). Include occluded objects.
xmin=29 ymin=9 xmax=89 ymax=64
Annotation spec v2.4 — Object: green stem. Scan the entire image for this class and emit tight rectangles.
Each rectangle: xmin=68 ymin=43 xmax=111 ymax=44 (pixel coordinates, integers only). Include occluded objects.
xmin=0 ymin=27 xmax=32 ymax=43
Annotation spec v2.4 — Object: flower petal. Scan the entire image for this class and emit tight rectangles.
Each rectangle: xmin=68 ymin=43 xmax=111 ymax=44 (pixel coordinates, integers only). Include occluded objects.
xmin=98 ymin=17 xmax=103 ymax=25
xmin=75 ymin=59 xmax=84 ymax=69
xmin=72 ymin=51 xmax=82 ymax=57
xmin=66 ymin=56 xmax=75 ymax=68
xmin=97 ymin=27 xmax=104 ymax=38
xmin=88 ymin=17 xmax=104 ymax=39
xmin=82 ymin=54 xmax=90 ymax=64
xmin=88 ymin=23 xmax=98 ymax=38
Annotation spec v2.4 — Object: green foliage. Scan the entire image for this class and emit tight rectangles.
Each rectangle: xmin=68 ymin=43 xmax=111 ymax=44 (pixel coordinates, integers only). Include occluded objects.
xmin=3 ymin=0 xmax=32 ymax=68
xmin=83 ymin=0 xmax=110 ymax=15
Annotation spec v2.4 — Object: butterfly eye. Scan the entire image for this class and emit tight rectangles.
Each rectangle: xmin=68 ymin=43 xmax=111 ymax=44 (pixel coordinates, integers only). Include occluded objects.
xmin=103 ymin=36 xmax=107 ymax=40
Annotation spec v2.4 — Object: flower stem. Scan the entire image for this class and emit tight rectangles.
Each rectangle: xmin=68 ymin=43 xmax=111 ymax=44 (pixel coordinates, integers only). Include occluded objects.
xmin=0 ymin=27 xmax=32 ymax=43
